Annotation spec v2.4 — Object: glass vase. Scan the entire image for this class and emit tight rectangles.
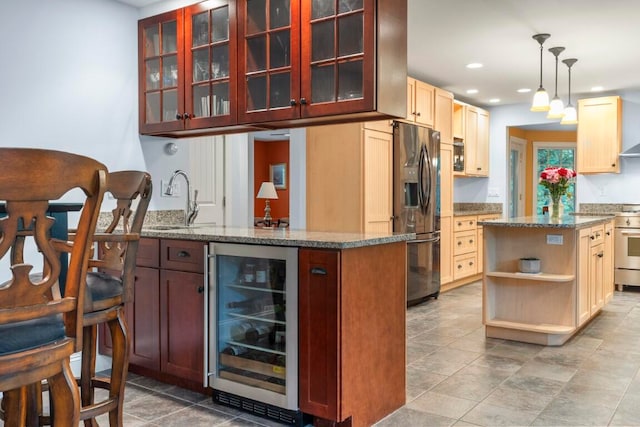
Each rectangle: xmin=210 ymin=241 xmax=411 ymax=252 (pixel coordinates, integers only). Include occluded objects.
xmin=550 ymin=194 xmax=562 ymax=220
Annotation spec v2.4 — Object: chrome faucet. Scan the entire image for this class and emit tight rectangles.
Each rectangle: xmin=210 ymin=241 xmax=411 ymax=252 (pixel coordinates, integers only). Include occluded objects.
xmin=165 ymin=170 xmax=199 ymax=226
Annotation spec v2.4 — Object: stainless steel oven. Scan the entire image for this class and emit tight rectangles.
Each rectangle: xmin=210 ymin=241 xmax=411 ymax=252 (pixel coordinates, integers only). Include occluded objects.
xmin=614 ymin=206 xmax=640 ymax=288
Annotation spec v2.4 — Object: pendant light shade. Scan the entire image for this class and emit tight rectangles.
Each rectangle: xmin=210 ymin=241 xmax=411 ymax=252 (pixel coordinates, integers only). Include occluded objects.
xmin=561 ymin=58 xmax=578 ymax=125
xmin=546 ymin=46 xmax=565 ymax=119
xmin=531 ymin=33 xmax=551 ymax=112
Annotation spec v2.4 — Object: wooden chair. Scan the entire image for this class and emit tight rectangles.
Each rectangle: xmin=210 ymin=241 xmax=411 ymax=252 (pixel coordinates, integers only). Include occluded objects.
xmin=76 ymin=171 xmax=152 ymax=427
xmin=0 ymin=148 xmax=107 ymax=427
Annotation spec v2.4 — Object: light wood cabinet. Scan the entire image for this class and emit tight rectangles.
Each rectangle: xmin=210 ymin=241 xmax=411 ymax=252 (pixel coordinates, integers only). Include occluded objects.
xmin=604 ymin=221 xmax=614 ymax=302
xmin=484 ymin=220 xmax=614 ymax=345
xmin=306 ymin=121 xmax=392 ymax=233
xmin=577 ymin=95 xmax=622 ymax=174
xmin=453 ymin=101 xmax=465 ymax=140
xmin=440 ymin=143 xmax=453 ymax=284
xmin=405 ymin=78 xmax=434 ymax=126
xmin=434 ymin=88 xmax=453 ymax=144
xmin=464 ymin=105 xmax=489 ymax=176
xmin=448 ymin=213 xmax=500 ymax=284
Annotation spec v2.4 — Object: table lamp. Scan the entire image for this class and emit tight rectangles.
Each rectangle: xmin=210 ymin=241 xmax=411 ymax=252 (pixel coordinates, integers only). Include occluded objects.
xmin=256 ymin=181 xmax=278 ymax=227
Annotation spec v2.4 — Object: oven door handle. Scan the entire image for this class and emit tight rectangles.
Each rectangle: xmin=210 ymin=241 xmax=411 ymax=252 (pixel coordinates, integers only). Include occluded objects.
xmin=618 ymin=230 xmax=640 ymax=236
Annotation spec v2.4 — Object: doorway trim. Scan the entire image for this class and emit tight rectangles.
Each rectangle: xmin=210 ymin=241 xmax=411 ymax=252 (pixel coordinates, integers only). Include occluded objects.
xmin=508 ymin=136 xmax=526 ymax=217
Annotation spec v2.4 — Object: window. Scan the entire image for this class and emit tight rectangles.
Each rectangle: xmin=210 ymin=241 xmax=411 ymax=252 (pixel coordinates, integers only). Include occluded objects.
xmin=533 ymin=143 xmax=576 ymax=215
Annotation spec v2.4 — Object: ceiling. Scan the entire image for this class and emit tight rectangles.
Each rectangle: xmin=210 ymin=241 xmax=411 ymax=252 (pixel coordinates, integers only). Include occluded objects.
xmin=117 ymin=0 xmax=640 ymax=109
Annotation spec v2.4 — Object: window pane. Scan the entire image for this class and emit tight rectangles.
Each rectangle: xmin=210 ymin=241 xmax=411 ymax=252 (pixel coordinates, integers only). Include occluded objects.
xmin=146 ymin=92 xmax=160 ymax=123
xmin=213 ymin=82 xmax=230 ymax=115
xmin=193 ymin=84 xmax=211 ymax=117
xmin=312 ymin=20 xmax=335 ymax=62
xmin=162 ymin=90 xmax=178 ymax=121
xmin=270 ymin=72 xmax=290 ymax=108
xmin=144 ymin=25 xmax=160 ymax=57
xmin=270 ymin=30 xmax=290 ymax=68
xmin=338 ymin=13 xmax=363 ymax=57
xmin=311 ymin=64 xmax=335 ymax=103
xmin=246 ymin=0 xmax=266 ymax=34
xmin=247 ymin=75 xmax=267 ymax=110
xmin=212 ymin=45 xmax=229 ymax=78
xmin=193 ymin=49 xmax=210 ymax=82
xmin=162 ymin=55 xmax=178 ymax=88
xmin=193 ymin=12 xmax=209 ymax=47
xmin=247 ymin=36 xmax=267 ymax=72
xmin=338 ymin=0 xmax=363 ymax=13
xmin=146 ymin=58 xmax=160 ymax=90
xmin=162 ymin=21 xmax=177 ymax=54
xmin=337 ymin=60 xmax=362 ymax=100
xmin=312 ymin=0 xmax=335 ymax=19
xmin=212 ymin=7 xmax=229 ymax=42
xmin=270 ymin=0 xmax=290 ymax=29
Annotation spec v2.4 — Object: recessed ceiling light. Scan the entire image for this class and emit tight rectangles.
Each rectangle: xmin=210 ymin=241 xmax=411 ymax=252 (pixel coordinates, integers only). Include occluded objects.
xmin=517 ymin=88 xmax=532 ymax=93
xmin=466 ymin=89 xmax=479 ymax=94
xmin=591 ymin=86 xmax=604 ymax=92
xmin=489 ymin=98 xmax=501 ymax=103
xmin=466 ymin=63 xmax=483 ymax=69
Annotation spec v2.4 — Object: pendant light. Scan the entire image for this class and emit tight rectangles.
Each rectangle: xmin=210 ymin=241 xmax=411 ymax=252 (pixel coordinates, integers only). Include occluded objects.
xmin=546 ymin=47 xmax=565 ymax=118
xmin=531 ymin=33 xmax=551 ymax=111
xmin=561 ymin=58 xmax=578 ymax=125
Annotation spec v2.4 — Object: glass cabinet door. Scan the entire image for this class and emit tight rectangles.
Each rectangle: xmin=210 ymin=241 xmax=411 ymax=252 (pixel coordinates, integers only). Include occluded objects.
xmin=238 ymin=0 xmax=301 ymax=123
xmin=185 ymin=1 xmax=237 ymax=128
xmin=139 ymin=10 xmax=185 ymax=134
xmin=300 ymin=0 xmax=375 ymax=116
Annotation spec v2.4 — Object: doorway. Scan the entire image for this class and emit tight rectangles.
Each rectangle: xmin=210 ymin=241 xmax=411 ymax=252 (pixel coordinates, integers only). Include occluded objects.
xmin=532 ymin=142 xmax=576 ymax=215
xmin=508 ymin=136 xmax=526 ymax=217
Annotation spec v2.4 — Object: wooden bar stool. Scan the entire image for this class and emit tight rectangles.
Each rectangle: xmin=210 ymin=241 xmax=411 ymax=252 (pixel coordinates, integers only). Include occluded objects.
xmin=77 ymin=171 xmax=152 ymax=427
xmin=0 ymin=148 xmax=107 ymax=427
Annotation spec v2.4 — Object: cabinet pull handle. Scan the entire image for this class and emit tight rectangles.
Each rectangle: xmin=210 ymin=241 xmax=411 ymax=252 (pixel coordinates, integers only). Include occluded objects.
xmin=300 ymin=97 xmax=307 ymax=105
xmin=477 ymin=167 xmax=481 ymax=171
xmin=310 ymin=267 xmax=327 ymax=275
xmin=290 ymin=99 xmax=297 ymax=106
xmin=177 ymin=250 xmax=191 ymax=258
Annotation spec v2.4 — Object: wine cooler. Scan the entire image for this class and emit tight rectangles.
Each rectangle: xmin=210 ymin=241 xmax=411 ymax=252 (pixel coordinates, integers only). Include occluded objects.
xmin=205 ymin=243 xmax=300 ymax=424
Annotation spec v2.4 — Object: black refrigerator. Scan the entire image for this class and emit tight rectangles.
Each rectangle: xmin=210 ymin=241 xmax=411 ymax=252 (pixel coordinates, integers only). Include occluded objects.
xmin=392 ymin=122 xmax=441 ymax=306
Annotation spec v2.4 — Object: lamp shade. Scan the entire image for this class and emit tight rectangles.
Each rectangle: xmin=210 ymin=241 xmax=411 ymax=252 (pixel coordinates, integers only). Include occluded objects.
xmin=560 ymin=105 xmax=578 ymax=125
xmin=547 ymin=96 xmax=565 ymax=119
xmin=531 ymin=88 xmax=550 ymax=111
xmin=257 ymin=181 xmax=278 ymax=199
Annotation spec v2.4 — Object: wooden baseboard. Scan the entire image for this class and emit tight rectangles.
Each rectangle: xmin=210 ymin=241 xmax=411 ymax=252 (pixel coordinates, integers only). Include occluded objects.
xmin=441 ymin=273 xmax=482 ymax=293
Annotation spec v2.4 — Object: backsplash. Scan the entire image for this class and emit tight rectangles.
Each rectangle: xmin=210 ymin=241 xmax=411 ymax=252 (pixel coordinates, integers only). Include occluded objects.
xmin=454 ymin=203 xmax=503 ymax=215
xmin=578 ymin=203 xmax=625 ymax=214
xmin=97 ymin=209 xmax=183 ymax=229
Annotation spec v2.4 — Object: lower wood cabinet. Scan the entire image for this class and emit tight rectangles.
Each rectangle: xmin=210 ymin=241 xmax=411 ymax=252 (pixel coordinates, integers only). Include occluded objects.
xmin=100 ymin=238 xmax=206 ymax=391
xmin=298 ymin=243 xmax=406 ymax=427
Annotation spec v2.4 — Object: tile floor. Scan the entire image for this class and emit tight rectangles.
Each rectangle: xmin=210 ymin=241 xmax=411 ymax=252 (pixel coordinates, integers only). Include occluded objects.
xmin=5 ymin=281 xmax=640 ymax=426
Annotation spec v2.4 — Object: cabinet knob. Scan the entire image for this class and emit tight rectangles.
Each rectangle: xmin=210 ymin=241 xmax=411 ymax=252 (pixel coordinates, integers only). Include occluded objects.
xmin=416 ymin=112 xmax=421 ymax=117
xmin=177 ymin=250 xmax=191 ymax=258
xmin=606 ymin=231 xmax=611 ymax=236
xmin=300 ymin=98 xmax=307 ymax=105
xmin=175 ymin=113 xmax=184 ymax=120
xmin=469 ymin=261 xmax=474 ymax=266
xmin=590 ymin=235 xmax=595 ymax=240
xmin=612 ymin=163 xmax=616 ymax=167
xmin=469 ymin=239 xmax=474 ymax=244
xmin=598 ymin=252 xmax=604 ymax=258
xmin=477 ymin=167 xmax=482 ymax=171
xmin=457 ymin=241 xmax=462 ymax=246
xmin=457 ymin=264 xmax=462 ymax=269
xmin=197 ymin=286 xmax=204 ymax=293
xmin=457 ymin=222 xmax=462 ymax=226
xmin=290 ymin=99 xmax=297 ymax=106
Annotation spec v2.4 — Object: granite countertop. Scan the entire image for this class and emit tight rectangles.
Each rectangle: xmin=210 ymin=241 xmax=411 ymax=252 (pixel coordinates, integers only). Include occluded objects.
xmin=140 ymin=225 xmax=415 ymax=249
xmin=453 ymin=202 xmax=502 ymax=217
xmin=478 ymin=215 xmax=613 ymax=229
xmin=454 ymin=210 xmax=502 ymax=216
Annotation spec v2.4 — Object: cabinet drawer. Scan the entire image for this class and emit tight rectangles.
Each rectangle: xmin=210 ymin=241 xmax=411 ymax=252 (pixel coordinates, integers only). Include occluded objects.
xmin=590 ymin=225 xmax=605 ymax=247
xmin=161 ymin=239 xmax=205 ymax=273
xmin=453 ymin=253 xmax=477 ymax=280
xmin=454 ymin=215 xmax=476 ymax=232
xmin=453 ymin=230 xmax=477 ymax=256
xmin=137 ymin=238 xmax=160 ymax=268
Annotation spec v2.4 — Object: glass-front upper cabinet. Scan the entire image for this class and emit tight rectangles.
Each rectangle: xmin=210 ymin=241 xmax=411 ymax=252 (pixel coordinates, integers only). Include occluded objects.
xmin=299 ymin=0 xmax=375 ymax=117
xmin=139 ymin=10 xmax=185 ymax=134
xmin=185 ymin=1 xmax=238 ymax=128
xmin=238 ymin=0 xmax=300 ymax=123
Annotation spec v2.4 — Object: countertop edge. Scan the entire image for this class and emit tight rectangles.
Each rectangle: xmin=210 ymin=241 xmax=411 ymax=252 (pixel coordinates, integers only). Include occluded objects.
xmin=140 ymin=227 xmax=415 ymax=249
xmin=478 ymin=215 xmax=614 ymax=229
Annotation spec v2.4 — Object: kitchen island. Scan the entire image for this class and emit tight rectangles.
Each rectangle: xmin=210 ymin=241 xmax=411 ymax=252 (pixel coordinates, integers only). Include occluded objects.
xmin=131 ymin=225 xmax=413 ymax=427
xmin=479 ymin=215 xmax=614 ymax=346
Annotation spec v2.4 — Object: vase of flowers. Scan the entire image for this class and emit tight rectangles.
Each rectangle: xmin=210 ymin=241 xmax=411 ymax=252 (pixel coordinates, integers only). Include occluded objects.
xmin=539 ymin=166 xmax=577 ymax=219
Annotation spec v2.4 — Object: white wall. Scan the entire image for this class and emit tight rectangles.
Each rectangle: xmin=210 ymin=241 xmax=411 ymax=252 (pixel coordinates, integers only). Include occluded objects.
xmin=457 ymin=90 xmax=640 ymax=206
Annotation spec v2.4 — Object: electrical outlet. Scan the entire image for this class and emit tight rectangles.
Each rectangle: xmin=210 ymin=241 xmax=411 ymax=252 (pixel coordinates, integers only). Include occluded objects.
xmin=160 ymin=180 xmax=181 ymax=197
xmin=546 ymin=234 xmax=563 ymax=245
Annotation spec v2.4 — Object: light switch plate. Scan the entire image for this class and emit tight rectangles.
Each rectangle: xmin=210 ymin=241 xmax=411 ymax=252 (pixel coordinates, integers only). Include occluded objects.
xmin=546 ymin=234 xmax=563 ymax=245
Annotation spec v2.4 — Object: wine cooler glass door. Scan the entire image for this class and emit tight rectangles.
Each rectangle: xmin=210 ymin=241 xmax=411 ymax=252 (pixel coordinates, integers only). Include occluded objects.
xmin=207 ymin=243 xmax=298 ymax=410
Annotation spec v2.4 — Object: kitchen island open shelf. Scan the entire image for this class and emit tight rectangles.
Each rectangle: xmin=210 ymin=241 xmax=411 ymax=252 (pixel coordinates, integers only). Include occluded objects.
xmin=480 ymin=215 xmax=615 ymax=346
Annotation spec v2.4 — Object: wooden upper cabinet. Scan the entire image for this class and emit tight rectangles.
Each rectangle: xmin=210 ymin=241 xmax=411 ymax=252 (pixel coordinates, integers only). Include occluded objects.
xmin=435 ymin=88 xmax=453 ymax=144
xmin=577 ymin=95 xmax=622 ymax=174
xmin=138 ymin=9 xmax=185 ymax=135
xmin=238 ymin=0 xmax=407 ymax=126
xmin=405 ymin=78 xmax=434 ymax=126
xmin=463 ymin=104 xmax=489 ymax=177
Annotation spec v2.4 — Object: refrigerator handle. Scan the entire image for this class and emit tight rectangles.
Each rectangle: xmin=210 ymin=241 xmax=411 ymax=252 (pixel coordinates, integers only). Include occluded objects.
xmin=420 ymin=144 xmax=432 ymax=215
xmin=203 ymin=245 xmax=210 ymax=387
xmin=417 ymin=144 xmax=425 ymax=210
xmin=407 ymin=235 xmax=440 ymax=244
